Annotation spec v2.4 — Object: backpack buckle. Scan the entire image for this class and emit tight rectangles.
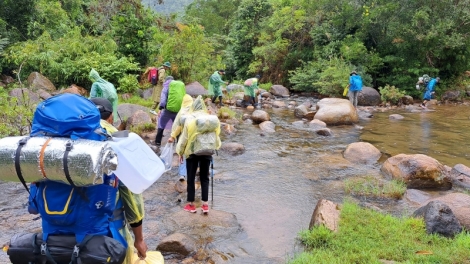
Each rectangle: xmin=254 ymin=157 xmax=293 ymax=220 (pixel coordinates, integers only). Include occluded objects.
xmin=73 ymin=245 xmax=80 ymax=257
xmin=40 ymin=243 xmax=47 ymax=255
xmin=65 ymin=141 xmax=73 ymax=151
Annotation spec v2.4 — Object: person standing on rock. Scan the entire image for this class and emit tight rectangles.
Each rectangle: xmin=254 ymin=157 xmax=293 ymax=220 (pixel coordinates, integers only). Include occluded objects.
xmin=420 ymin=77 xmax=440 ymax=109
xmin=208 ymin=69 xmax=228 ymax=107
xmin=146 ymin=61 xmax=171 ymax=115
xmin=168 ymin=94 xmax=194 ymax=181
xmin=347 ymin=71 xmax=363 ymax=108
xmin=89 ymin=68 xmax=119 ymax=123
xmin=176 ymin=96 xmax=221 ymax=214
xmin=243 ymin=74 xmax=260 ymax=107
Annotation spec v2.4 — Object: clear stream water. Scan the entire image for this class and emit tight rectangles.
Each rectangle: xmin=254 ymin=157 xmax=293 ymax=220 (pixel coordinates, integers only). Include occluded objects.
xmin=205 ymin=100 xmax=470 ymax=262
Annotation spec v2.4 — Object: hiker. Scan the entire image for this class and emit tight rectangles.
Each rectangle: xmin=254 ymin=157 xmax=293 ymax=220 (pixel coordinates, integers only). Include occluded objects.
xmin=420 ymin=77 xmax=440 ymax=109
xmin=208 ymin=69 xmax=228 ymax=107
xmin=176 ymin=96 xmax=221 ymax=214
xmin=148 ymin=61 xmax=171 ymax=115
xmin=154 ymin=77 xmax=186 ymax=150
xmin=347 ymin=71 xmax=363 ymax=108
xmin=89 ymin=68 xmax=119 ymax=123
xmin=243 ymin=74 xmax=260 ymax=107
xmin=168 ymin=94 xmax=194 ymax=181
xmin=90 ymin=97 xmax=148 ymax=262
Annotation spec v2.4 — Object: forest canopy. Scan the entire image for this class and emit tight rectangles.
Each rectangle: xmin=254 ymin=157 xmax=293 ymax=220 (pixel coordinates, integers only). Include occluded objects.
xmin=1 ymin=0 xmax=469 ymax=98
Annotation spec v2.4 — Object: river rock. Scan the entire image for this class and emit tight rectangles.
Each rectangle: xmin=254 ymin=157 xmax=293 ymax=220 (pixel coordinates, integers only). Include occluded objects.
xmin=400 ymin=95 xmax=414 ymax=105
xmin=358 ymin=87 xmax=381 ymax=106
xmin=343 ymin=142 xmax=381 ymax=164
xmin=315 ymin=127 xmax=333 ymax=136
xmin=270 ymin=85 xmax=290 ymax=97
xmin=413 ymin=200 xmax=462 ymax=237
xmin=389 ymin=114 xmax=404 ymax=120
xmin=449 ymin=164 xmax=470 ymax=189
xmin=314 ymin=98 xmax=358 ymax=125
xmin=185 ymin=81 xmax=208 ymax=96
xmin=259 ymin=121 xmax=275 ymax=133
xmin=8 ymin=88 xmax=41 ymax=105
xmin=156 ymin=233 xmax=197 ymax=256
xmin=61 ymin=84 xmax=87 ymax=96
xmin=294 ymin=104 xmax=308 ymax=118
xmin=309 ymin=119 xmax=327 ymax=128
xmin=381 ymin=154 xmax=452 ymax=190
xmin=27 ymin=72 xmax=56 ymax=92
xmin=117 ymin=103 xmax=150 ymax=121
xmin=251 ymin=110 xmax=270 ymax=124
xmin=125 ymin=110 xmax=152 ymax=130
xmin=220 ymin=142 xmax=245 ymax=156
xmin=261 ymin=92 xmax=274 ymax=99
xmin=309 ymin=199 xmax=340 ymax=232
xmin=441 ymin=90 xmax=460 ymax=102
xmin=426 ymin=193 xmax=470 ymax=230
xmin=272 ymin=100 xmax=286 ymax=108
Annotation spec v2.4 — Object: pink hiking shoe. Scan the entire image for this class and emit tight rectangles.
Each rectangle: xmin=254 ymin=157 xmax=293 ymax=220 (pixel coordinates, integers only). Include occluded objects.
xmin=184 ymin=203 xmax=196 ymax=213
xmin=201 ymin=204 xmax=209 ymax=214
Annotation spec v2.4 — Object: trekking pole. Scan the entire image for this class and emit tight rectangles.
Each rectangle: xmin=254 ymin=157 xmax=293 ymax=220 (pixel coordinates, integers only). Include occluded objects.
xmin=211 ymin=157 xmax=214 ymax=202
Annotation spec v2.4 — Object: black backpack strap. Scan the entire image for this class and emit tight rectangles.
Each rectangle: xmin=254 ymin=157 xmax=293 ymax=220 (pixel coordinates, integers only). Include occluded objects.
xmin=70 ymin=235 xmax=93 ymax=264
xmin=40 ymin=242 xmax=58 ymax=264
xmin=63 ymin=141 xmax=75 ymax=187
xmin=14 ymin=137 xmax=30 ymax=193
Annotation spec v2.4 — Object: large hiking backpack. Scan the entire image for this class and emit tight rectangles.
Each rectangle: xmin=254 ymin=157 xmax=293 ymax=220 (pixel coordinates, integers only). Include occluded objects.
xmin=166 ymin=80 xmax=186 ymax=113
xmin=190 ymin=114 xmax=220 ymax=156
xmin=148 ymin=67 xmax=158 ymax=85
xmin=30 ymin=93 xmax=108 ymax=141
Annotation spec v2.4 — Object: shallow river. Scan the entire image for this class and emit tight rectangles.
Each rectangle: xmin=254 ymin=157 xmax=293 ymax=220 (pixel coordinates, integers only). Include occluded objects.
xmin=207 ymin=101 xmax=470 ymax=263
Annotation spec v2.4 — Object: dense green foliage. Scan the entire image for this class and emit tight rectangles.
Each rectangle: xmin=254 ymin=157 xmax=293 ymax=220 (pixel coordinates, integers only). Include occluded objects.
xmin=0 ymin=0 xmax=469 ymax=95
xmin=294 ymin=202 xmax=470 ymax=263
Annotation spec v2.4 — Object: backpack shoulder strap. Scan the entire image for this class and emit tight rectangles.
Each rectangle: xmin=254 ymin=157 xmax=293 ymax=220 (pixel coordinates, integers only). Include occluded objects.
xmin=15 ymin=137 xmax=31 ymax=193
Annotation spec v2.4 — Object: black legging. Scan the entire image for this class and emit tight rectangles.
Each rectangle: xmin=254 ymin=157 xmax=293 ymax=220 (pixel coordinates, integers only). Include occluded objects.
xmin=186 ymin=155 xmax=211 ymax=202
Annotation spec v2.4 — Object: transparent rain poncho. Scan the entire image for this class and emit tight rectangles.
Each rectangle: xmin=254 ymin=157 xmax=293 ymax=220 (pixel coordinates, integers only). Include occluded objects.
xmin=175 ymin=96 xmax=221 ymax=157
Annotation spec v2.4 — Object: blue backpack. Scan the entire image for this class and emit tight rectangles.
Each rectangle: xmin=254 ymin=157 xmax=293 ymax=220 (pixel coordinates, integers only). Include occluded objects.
xmin=31 ymin=93 xmax=108 ymax=141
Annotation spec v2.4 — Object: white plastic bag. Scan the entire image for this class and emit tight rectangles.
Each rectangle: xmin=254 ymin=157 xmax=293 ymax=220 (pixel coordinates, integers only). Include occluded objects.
xmin=159 ymin=143 xmax=174 ymax=171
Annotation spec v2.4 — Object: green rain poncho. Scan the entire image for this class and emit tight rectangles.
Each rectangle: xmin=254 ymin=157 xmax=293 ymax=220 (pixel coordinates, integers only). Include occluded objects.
xmin=208 ymin=71 xmax=226 ymax=97
xmin=89 ymin=69 xmax=119 ymax=123
xmin=244 ymin=77 xmax=259 ymax=97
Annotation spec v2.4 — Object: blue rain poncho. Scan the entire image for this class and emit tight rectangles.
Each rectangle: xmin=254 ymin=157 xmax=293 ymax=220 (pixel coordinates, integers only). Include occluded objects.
xmin=89 ymin=69 xmax=119 ymax=123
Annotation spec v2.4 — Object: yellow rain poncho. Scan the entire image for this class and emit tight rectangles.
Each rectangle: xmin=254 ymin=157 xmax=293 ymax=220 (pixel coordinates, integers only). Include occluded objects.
xmin=170 ymin=94 xmax=194 ymax=139
xmin=100 ymin=120 xmax=145 ymax=264
xmin=89 ymin=69 xmax=119 ymax=123
xmin=176 ymin=96 xmax=221 ymax=157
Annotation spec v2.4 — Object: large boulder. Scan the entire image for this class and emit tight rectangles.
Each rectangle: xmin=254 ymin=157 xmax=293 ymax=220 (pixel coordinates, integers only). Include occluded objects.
xmin=124 ymin=110 xmax=152 ymax=130
xmin=61 ymin=84 xmax=88 ymax=96
xmin=185 ymin=81 xmax=208 ymax=96
xmin=413 ymin=201 xmax=462 ymax=237
xmin=427 ymin=193 xmax=470 ymax=230
xmin=270 ymin=85 xmax=290 ymax=97
xmin=358 ymin=87 xmax=381 ymax=106
xmin=343 ymin=142 xmax=381 ymax=164
xmin=381 ymin=154 xmax=452 ymax=190
xmin=441 ymin=91 xmax=460 ymax=102
xmin=314 ymin=98 xmax=358 ymax=125
xmin=27 ymin=72 xmax=56 ymax=92
xmin=259 ymin=121 xmax=275 ymax=133
xmin=8 ymin=88 xmax=41 ymax=105
xmin=449 ymin=164 xmax=470 ymax=189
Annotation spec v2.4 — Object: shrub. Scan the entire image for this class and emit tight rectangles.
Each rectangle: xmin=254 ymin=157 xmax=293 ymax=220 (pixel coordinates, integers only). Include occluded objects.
xmin=117 ymin=74 xmax=140 ymax=94
xmin=378 ymin=85 xmax=407 ymax=105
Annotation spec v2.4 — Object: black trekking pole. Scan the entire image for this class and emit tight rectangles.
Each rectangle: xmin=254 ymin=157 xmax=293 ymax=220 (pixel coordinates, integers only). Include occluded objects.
xmin=210 ymin=157 xmax=214 ymax=202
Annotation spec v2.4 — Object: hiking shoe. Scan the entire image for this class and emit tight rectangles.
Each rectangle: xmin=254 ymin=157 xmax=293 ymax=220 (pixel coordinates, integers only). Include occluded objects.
xmin=201 ymin=204 xmax=209 ymax=214
xmin=149 ymin=110 xmax=158 ymax=115
xmin=184 ymin=203 xmax=197 ymax=213
xmin=179 ymin=175 xmax=186 ymax=182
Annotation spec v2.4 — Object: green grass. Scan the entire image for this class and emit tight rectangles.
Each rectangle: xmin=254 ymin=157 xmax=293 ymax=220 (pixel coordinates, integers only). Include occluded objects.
xmin=119 ymin=94 xmax=153 ymax=108
xmin=292 ymin=202 xmax=470 ymax=264
xmin=217 ymin=106 xmax=239 ymax=120
xmin=344 ymin=176 xmax=407 ymax=199
xmin=130 ymin=123 xmax=155 ymax=135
